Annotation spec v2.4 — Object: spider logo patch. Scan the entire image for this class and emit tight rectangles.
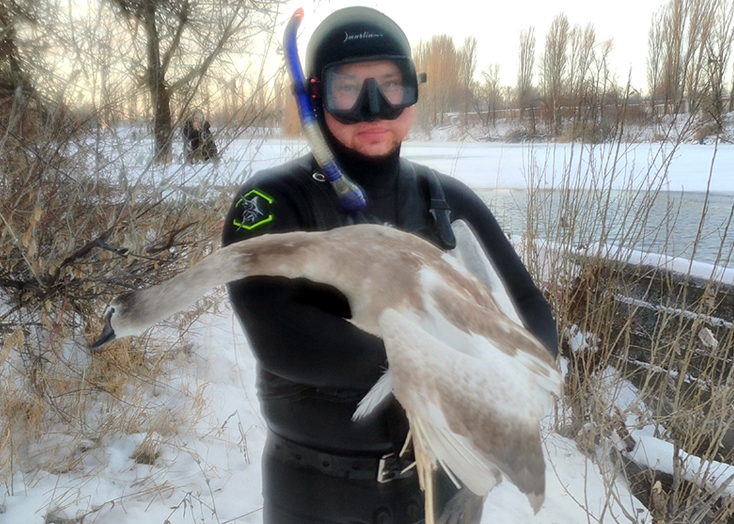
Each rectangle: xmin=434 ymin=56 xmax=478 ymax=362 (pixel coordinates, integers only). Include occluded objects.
xmin=233 ymin=189 xmax=274 ymax=230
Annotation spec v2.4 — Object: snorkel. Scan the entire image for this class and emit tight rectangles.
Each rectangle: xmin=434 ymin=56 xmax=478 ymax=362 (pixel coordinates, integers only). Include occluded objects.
xmin=283 ymin=8 xmax=367 ymax=215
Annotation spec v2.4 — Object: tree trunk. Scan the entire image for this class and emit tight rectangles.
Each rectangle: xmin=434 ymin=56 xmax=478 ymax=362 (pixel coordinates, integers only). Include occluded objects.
xmin=0 ymin=4 xmax=36 ymax=95
xmin=143 ymin=3 xmax=172 ymax=163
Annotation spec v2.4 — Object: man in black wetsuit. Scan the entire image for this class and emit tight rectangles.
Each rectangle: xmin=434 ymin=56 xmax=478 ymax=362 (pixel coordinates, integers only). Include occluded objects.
xmin=222 ymin=7 xmax=558 ymax=524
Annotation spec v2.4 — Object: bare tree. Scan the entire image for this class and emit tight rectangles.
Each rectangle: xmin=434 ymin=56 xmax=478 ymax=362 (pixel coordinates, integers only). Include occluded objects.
xmin=414 ymin=35 xmax=461 ymax=128
xmin=40 ymin=1 xmax=138 ymax=130
xmin=595 ymin=39 xmax=616 ymax=123
xmin=647 ymin=0 xmax=717 ymax=115
xmin=566 ymin=22 xmax=603 ymax=139
xmin=517 ymin=26 xmax=536 ymax=125
xmin=476 ymin=63 xmax=502 ymax=128
xmin=647 ymin=8 xmax=666 ymax=110
xmin=458 ymin=36 xmax=477 ymax=123
xmin=684 ymin=0 xmax=716 ymax=111
xmin=105 ymin=0 xmax=283 ymax=162
xmin=540 ymin=13 xmax=570 ymax=136
xmin=567 ymin=23 xmax=596 ymax=109
xmin=0 ymin=0 xmax=61 ymax=122
xmin=663 ymin=0 xmax=686 ymax=110
xmin=702 ymin=0 xmax=734 ymax=132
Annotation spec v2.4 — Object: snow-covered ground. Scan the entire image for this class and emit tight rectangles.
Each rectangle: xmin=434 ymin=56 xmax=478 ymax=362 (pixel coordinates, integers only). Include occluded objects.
xmin=107 ymin=124 xmax=734 ymax=194
xmin=2 ymin=131 xmax=733 ymax=523
xmin=402 ymin=139 xmax=734 ymax=193
xmin=0 ymin=301 xmax=652 ymax=524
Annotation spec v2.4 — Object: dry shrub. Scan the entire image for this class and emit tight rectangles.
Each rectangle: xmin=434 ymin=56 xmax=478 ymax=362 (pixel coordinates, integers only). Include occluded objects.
xmin=132 ymin=432 xmax=163 ymax=465
xmin=0 ymin=84 xmax=232 ymax=488
xmin=517 ymin=111 xmax=734 ymax=521
xmin=694 ymin=120 xmax=724 ymax=143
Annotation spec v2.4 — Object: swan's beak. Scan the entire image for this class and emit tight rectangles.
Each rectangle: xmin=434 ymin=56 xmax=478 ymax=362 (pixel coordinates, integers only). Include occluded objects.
xmin=90 ymin=309 xmax=116 ymax=351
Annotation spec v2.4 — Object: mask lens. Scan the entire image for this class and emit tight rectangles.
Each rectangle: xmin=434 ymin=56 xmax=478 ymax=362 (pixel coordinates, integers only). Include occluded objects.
xmin=322 ymin=59 xmax=417 ymax=120
xmin=326 ymin=71 xmax=366 ymax=111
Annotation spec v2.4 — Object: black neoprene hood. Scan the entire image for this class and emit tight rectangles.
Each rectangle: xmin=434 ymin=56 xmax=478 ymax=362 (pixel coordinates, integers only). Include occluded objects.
xmin=305 ymin=7 xmax=414 ymax=80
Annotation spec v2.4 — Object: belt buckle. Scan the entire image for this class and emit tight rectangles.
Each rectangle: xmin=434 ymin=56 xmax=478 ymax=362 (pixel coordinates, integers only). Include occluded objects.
xmin=377 ymin=452 xmax=412 ymax=483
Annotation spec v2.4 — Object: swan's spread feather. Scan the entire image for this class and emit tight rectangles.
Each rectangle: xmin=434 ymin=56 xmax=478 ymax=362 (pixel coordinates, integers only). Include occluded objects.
xmin=448 ymin=219 xmax=523 ymax=325
xmin=93 ymin=223 xmax=561 ymax=516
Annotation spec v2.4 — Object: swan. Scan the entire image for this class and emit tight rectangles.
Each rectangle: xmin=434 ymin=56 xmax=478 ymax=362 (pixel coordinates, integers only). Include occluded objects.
xmin=91 ymin=222 xmax=561 ymax=521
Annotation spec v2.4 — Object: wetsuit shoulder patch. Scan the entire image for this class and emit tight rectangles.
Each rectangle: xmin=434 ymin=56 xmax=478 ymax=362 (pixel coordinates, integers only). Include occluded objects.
xmin=232 ymin=188 xmax=275 ymax=230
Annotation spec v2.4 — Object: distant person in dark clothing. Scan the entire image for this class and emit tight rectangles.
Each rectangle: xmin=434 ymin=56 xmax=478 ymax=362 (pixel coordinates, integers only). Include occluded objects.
xmin=183 ymin=108 xmax=218 ymax=162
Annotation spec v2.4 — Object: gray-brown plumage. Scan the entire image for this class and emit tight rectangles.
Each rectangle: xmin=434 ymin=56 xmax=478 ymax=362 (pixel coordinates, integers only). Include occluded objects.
xmin=91 ymin=222 xmax=561 ymax=521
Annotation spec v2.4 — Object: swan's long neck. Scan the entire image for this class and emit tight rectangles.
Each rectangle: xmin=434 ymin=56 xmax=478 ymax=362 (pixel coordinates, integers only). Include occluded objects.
xmin=117 ymin=234 xmax=327 ymax=336
xmin=115 ymin=226 xmax=438 ymax=339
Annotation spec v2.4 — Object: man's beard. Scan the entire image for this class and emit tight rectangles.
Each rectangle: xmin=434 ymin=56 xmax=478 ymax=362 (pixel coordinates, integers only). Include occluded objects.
xmin=344 ymin=139 xmax=401 ymax=165
xmin=322 ymin=124 xmax=401 ymax=166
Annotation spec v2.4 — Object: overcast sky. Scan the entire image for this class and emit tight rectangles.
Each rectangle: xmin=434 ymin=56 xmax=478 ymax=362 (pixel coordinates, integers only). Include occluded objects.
xmin=282 ymin=0 xmax=671 ymax=91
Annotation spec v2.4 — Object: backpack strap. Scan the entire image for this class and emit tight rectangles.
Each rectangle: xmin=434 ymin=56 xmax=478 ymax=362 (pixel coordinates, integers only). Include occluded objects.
xmin=425 ymin=168 xmax=457 ymax=250
xmin=400 ymin=159 xmax=456 ymax=250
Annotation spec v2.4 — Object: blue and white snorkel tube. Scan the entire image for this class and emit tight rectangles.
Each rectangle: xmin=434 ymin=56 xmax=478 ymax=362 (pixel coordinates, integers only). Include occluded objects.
xmin=283 ymin=8 xmax=367 ymax=215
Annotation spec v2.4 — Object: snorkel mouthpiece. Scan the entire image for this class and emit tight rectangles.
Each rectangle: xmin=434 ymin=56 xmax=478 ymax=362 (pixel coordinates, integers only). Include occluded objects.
xmin=284 ymin=8 xmax=367 ymax=215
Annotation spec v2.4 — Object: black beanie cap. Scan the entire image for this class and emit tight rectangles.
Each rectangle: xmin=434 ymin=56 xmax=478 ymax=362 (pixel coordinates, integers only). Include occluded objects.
xmin=305 ymin=7 xmax=413 ymax=80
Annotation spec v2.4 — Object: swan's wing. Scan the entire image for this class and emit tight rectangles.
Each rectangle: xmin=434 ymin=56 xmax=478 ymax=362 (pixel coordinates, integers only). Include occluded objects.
xmin=448 ymin=219 xmax=523 ymax=325
xmin=377 ymin=307 xmax=548 ymax=511
xmin=402 ymin=269 xmax=561 ymax=407
xmin=442 ymin=221 xmax=560 ymax=398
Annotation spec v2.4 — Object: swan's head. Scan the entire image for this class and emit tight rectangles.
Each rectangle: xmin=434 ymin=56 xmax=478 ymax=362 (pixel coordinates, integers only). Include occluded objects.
xmin=90 ymin=292 xmax=145 ymax=350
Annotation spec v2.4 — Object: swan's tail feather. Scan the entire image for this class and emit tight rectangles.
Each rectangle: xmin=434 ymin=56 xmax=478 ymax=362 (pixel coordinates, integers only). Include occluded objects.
xmin=352 ymin=370 xmax=394 ymax=421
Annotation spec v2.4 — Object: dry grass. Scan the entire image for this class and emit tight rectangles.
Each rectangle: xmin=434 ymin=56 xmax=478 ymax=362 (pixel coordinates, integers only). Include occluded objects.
xmin=515 ymin=108 xmax=734 ymax=522
xmin=0 ymin=85 xmax=233 ymax=502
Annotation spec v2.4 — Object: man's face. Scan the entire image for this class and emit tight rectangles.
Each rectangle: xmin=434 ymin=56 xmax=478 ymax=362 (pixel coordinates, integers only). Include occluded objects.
xmin=323 ymin=60 xmax=414 ymax=158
